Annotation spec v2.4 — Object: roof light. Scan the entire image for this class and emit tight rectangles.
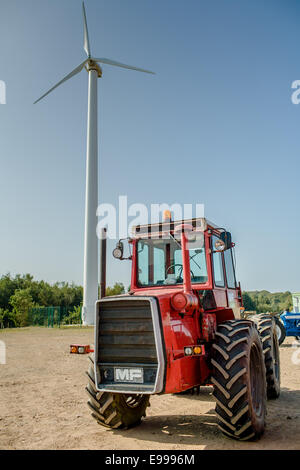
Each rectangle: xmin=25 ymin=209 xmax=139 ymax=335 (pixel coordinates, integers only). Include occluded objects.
xmin=163 ymin=210 xmax=172 ymax=222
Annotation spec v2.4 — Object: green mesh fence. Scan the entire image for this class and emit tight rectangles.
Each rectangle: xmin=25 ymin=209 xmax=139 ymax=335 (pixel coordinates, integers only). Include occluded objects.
xmin=28 ymin=306 xmax=82 ymax=327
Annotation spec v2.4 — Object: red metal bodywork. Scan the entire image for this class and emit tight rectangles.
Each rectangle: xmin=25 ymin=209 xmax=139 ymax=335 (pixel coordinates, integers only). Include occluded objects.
xmin=127 ymin=223 xmax=243 ymax=394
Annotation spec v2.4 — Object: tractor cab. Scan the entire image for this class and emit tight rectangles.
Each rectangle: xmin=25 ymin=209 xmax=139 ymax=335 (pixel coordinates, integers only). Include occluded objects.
xmin=115 ymin=215 xmax=243 ymax=323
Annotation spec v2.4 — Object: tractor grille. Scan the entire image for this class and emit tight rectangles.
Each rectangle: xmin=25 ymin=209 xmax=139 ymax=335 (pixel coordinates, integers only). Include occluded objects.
xmin=95 ymin=297 xmax=162 ymax=393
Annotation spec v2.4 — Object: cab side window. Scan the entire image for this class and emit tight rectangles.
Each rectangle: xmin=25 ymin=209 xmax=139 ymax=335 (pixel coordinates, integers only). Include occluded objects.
xmin=224 ymin=249 xmax=236 ymax=289
xmin=137 ymin=242 xmax=149 ymax=285
xmin=212 ymin=235 xmax=225 ymax=287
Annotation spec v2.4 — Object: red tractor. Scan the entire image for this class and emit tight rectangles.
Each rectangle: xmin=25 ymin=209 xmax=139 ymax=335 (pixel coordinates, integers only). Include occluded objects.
xmin=86 ymin=215 xmax=280 ymax=440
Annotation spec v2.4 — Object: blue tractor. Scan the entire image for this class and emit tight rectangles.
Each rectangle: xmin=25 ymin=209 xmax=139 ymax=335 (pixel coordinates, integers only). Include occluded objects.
xmin=275 ymin=310 xmax=300 ymax=345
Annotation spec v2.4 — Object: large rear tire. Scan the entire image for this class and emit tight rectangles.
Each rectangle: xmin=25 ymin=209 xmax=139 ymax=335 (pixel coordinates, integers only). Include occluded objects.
xmin=86 ymin=356 xmax=150 ymax=429
xmin=212 ymin=319 xmax=267 ymax=441
xmin=251 ymin=314 xmax=280 ymax=399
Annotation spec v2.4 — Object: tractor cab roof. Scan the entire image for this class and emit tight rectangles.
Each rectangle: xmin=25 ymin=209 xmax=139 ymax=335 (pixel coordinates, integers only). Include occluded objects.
xmin=131 ymin=217 xmax=223 ymax=240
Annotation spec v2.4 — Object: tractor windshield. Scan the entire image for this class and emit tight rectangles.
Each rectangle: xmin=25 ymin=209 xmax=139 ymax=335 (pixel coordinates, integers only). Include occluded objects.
xmin=137 ymin=234 xmax=208 ymax=287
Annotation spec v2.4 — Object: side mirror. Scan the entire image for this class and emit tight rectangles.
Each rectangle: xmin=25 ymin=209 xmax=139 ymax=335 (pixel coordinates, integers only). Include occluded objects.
xmin=220 ymin=231 xmax=232 ymax=250
xmin=113 ymin=241 xmax=124 ymax=260
xmin=214 ymin=232 xmax=232 ymax=252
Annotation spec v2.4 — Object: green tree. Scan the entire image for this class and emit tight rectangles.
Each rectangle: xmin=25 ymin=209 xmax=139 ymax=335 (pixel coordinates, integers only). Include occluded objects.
xmin=10 ymin=289 xmax=34 ymax=327
xmin=243 ymin=290 xmax=293 ymax=314
xmin=0 ymin=308 xmax=17 ymax=328
xmin=0 ymin=274 xmax=19 ymax=310
xmin=242 ymin=292 xmax=256 ymax=311
xmin=105 ymin=283 xmax=125 ymax=297
xmin=63 ymin=306 xmax=82 ymax=325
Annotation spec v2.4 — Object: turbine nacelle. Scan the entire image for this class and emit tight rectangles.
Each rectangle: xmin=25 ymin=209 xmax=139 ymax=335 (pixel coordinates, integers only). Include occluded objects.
xmin=85 ymin=60 xmax=102 ymax=78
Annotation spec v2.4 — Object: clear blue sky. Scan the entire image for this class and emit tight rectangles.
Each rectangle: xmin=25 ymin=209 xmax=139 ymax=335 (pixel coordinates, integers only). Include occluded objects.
xmin=1 ymin=0 xmax=300 ymax=292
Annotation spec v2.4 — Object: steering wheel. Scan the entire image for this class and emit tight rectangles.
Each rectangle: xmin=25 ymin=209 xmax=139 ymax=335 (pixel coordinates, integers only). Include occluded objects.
xmin=166 ymin=264 xmax=195 ymax=281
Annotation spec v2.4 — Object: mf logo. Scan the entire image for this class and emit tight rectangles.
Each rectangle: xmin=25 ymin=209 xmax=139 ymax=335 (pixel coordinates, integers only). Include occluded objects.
xmin=0 ymin=340 xmax=6 ymax=365
xmin=114 ymin=367 xmax=143 ymax=383
xmin=0 ymin=81 xmax=6 ymax=104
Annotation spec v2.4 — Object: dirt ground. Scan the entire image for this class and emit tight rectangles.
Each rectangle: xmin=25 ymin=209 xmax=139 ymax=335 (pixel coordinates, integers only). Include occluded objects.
xmin=0 ymin=326 xmax=300 ymax=450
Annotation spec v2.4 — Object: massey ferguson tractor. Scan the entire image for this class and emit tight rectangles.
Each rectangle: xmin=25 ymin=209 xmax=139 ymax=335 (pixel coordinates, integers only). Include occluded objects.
xmin=86 ymin=215 xmax=280 ymax=441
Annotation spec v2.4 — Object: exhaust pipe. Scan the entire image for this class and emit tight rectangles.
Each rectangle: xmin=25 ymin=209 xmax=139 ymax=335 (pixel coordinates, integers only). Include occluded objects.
xmin=99 ymin=228 xmax=107 ymax=299
xmin=180 ymin=225 xmax=193 ymax=295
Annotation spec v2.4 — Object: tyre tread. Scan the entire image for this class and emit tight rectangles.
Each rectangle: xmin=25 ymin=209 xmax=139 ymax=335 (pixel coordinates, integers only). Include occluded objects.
xmin=212 ymin=320 xmax=267 ymax=441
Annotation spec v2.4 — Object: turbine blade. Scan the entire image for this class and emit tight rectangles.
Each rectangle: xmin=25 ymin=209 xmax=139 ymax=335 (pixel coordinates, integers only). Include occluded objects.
xmin=82 ymin=2 xmax=91 ymax=57
xmin=34 ymin=60 xmax=87 ymax=104
xmin=94 ymin=58 xmax=155 ymax=74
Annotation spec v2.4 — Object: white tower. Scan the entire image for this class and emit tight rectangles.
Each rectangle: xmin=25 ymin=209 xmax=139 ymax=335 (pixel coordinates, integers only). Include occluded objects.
xmin=34 ymin=3 xmax=154 ymax=325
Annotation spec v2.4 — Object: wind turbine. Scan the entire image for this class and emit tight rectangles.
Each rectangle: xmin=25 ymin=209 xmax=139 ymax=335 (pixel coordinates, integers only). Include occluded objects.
xmin=35 ymin=2 xmax=154 ymax=326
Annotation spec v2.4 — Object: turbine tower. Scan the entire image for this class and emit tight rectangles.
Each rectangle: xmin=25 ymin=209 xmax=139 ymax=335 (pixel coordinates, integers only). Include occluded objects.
xmin=35 ymin=2 xmax=154 ymax=325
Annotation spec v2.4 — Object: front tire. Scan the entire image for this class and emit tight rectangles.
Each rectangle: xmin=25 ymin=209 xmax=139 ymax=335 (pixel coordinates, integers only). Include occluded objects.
xmin=274 ymin=316 xmax=286 ymax=346
xmin=212 ymin=320 xmax=267 ymax=441
xmin=86 ymin=356 xmax=150 ymax=429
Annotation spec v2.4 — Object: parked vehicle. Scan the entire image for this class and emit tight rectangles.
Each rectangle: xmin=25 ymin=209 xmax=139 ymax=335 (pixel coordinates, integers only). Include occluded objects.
xmin=279 ymin=310 xmax=300 ymax=343
xmin=86 ymin=215 xmax=280 ymax=441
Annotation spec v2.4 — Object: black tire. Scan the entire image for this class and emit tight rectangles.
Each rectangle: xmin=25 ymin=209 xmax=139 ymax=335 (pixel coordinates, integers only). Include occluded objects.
xmin=274 ymin=316 xmax=286 ymax=346
xmin=251 ymin=314 xmax=280 ymax=399
xmin=86 ymin=356 xmax=150 ymax=429
xmin=212 ymin=320 xmax=267 ymax=441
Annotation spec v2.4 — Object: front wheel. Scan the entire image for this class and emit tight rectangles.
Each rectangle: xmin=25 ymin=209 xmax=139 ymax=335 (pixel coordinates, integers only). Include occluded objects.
xmin=274 ymin=316 xmax=286 ymax=346
xmin=212 ymin=319 xmax=267 ymax=441
xmin=86 ymin=356 xmax=150 ymax=429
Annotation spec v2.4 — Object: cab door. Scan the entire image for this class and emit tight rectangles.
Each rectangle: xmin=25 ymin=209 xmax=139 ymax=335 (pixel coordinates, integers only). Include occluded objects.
xmin=223 ymin=248 xmax=241 ymax=318
xmin=211 ymin=235 xmax=227 ymax=307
